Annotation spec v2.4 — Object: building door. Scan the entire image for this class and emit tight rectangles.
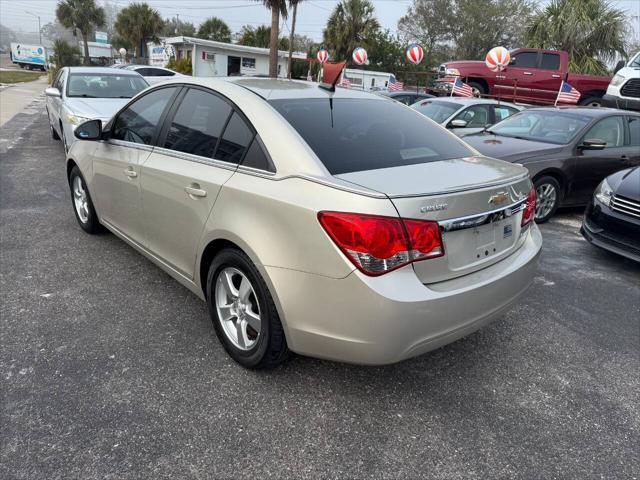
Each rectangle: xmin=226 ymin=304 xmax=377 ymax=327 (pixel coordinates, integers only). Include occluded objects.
xmin=227 ymin=56 xmax=241 ymax=76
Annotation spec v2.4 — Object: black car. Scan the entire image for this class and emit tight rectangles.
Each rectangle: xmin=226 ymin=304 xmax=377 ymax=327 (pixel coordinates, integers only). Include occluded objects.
xmin=581 ymin=167 xmax=640 ymax=262
xmin=379 ymin=90 xmax=433 ymax=105
xmin=464 ymin=107 xmax=640 ymax=222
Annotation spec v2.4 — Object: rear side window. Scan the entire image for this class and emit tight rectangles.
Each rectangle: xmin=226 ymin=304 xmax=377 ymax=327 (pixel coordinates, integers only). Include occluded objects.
xmin=541 ymin=53 xmax=560 ymax=70
xmin=164 ymin=89 xmax=232 ymax=158
xmin=242 ymin=137 xmax=274 ymax=172
xmin=493 ymin=105 xmax=518 ymax=122
xmin=153 ymin=69 xmax=174 ymax=77
xmin=214 ymin=112 xmax=253 ymax=164
xmin=270 ymin=98 xmax=473 ymax=175
xmin=627 ymin=117 xmax=640 ymax=147
xmin=112 ymin=87 xmax=177 ymax=144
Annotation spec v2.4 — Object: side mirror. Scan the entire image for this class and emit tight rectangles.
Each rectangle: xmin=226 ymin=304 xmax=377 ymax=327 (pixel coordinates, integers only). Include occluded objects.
xmin=74 ymin=119 xmax=102 ymax=140
xmin=613 ymin=60 xmax=625 ymax=74
xmin=579 ymin=138 xmax=606 ymax=150
xmin=45 ymin=87 xmax=61 ymax=97
xmin=509 ymin=58 xmax=516 ymax=66
xmin=449 ymin=119 xmax=468 ymax=128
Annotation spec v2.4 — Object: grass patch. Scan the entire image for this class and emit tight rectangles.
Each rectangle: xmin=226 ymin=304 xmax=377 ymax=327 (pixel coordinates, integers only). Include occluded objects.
xmin=0 ymin=70 xmax=46 ymax=84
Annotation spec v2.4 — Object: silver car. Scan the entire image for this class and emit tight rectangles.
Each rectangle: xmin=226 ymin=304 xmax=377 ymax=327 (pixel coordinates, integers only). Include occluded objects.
xmin=45 ymin=66 xmax=149 ymax=152
xmin=65 ymin=77 xmax=542 ymax=369
xmin=411 ymin=97 xmax=523 ymax=136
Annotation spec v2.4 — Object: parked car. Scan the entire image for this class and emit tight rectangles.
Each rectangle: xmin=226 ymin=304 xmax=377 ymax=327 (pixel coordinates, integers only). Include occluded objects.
xmin=603 ymin=51 xmax=640 ymax=111
xmin=581 ymin=167 xmax=639 ymax=262
xmin=463 ymin=107 xmax=640 ymax=222
xmin=411 ymin=98 xmax=523 ymax=136
xmin=378 ymin=90 xmax=433 ymax=105
xmin=122 ymin=65 xmax=184 ymax=84
xmin=432 ymin=48 xmax=611 ymax=106
xmin=10 ymin=42 xmax=47 ymax=71
xmin=45 ymin=67 xmax=149 ymax=153
xmin=64 ymin=77 xmax=542 ymax=368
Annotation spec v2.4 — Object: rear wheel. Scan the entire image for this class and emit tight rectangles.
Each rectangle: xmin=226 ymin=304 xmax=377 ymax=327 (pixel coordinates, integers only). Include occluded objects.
xmin=206 ymin=248 xmax=288 ymax=369
xmin=61 ymin=122 xmax=68 ymax=153
xmin=579 ymin=96 xmax=603 ymax=107
xmin=534 ymin=176 xmax=561 ymax=223
xmin=467 ymin=81 xmax=486 ymax=97
xmin=50 ymin=121 xmax=60 ymax=140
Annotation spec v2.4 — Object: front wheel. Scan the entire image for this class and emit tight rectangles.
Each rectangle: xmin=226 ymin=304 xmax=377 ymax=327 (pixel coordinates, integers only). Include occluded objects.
xmin=68 ymin=166 xmax=103 ymax=234
xmin=534 ymin=176 xmax=561 ymax=223
xmin=206 ymin=248 xmax=289 ymax=369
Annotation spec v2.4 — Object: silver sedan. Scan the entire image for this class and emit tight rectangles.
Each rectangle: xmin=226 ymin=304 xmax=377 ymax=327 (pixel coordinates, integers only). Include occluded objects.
xmin=45 ymin=66 xmax=149 ymax=152
xmin=65 ymin=77 xmax=541 ymax=369
xmin=411 ymin=97 xmax=523 ymax=136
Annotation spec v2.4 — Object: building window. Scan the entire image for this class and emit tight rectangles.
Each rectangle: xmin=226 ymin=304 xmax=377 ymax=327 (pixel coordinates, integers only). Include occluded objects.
xmin=187 ymin=50 xmax=192 ymax=58
xmin=242 ymin=57 xmax=256 ymax=69
xmin=371 ymin=78 xmax=375 ymax=87
xmin=177 ymin=50 xmax=183 ymax=59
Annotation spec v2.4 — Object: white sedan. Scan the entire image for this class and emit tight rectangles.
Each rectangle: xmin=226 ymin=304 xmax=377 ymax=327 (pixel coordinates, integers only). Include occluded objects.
xmin=123 ymin=65 xmax=185 ymax=85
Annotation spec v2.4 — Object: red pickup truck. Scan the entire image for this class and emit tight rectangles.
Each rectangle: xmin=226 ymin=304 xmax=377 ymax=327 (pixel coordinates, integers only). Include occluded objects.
xmin=433 ymin=48 xmax=611 ymax=106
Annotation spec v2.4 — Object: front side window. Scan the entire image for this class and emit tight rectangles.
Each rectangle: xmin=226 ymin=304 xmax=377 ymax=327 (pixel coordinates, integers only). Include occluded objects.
xmin=112 ymin=87 xmax=177 ymax=144
xmin=67 ymin=73 xmax=148 ymax=98
xmin=270 ymin=98 xmax=474 ymax=175
xmin=214 ymin=112 xmax=254 ymax=164
xmin=488 ymin=110 xmax=591 ymax=144
xmin=453 ymin=105 xmax=491 ymax=127
xmin=164 ymin=88 xmax=232 ymax=158
xmin=583 ymin=116 xmax=625 ymax=147
xmin=511 ymin=52 xmax=538 ymax=68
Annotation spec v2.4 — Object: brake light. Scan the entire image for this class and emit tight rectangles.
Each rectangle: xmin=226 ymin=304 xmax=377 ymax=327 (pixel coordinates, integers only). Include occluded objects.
xmin=521 ymin=187 xmax=536 ymax=227
xmin=318 ymin=212 xmax=444 ymax=276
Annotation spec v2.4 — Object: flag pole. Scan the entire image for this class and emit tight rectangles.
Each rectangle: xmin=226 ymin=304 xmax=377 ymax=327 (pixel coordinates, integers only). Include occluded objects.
xmin=554 ymin=81 xmax=561 ymax=106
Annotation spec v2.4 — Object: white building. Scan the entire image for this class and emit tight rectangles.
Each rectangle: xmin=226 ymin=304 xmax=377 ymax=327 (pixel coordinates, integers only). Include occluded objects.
xmin=159 ymin=36 xmax=307 ymax=77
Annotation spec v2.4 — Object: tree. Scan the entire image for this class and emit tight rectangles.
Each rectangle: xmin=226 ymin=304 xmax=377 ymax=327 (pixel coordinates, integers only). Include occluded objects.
xmin=262 ymin=1 xmax=288 ymax=77
xmin=367 ymin=29 xmax=407 ymax=74
xmin=398 ymin=0 xmax=453 ymax=65
xmin=56 ymin=0 xmax=106 ymax=65
xmin=41 ymin=20 xmax=76 ymax=44
xmin=525 ymin=0 xmax=628 ymax=75
xmin=197 ymin=17 xmax=232 ymax=42
xmin=162 ymin=18 xmax=196 ymax=37
xmin=238 ymin=25 xmax=288 ymax=50
xmin=52 ymin=38 xmax=81 ymax=67
xmin=287 ymin=0 xmax=305 ymax=78
xmin=114 ymin=3 xmax=163 ymax=60
xmin=323 ymin=0 xmax=380 ymax=62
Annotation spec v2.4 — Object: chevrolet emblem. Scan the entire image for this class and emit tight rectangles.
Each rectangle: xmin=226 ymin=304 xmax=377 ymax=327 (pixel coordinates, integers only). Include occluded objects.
xmin=488 ymin=192 xmax=509 ymax=204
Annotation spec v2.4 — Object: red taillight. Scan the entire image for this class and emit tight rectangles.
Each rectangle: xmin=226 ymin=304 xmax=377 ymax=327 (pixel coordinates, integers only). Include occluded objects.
xmin=318 ymin=212 xmax=444 ymax=276
xmin=521 ymin=187 xmax=536 ymax=227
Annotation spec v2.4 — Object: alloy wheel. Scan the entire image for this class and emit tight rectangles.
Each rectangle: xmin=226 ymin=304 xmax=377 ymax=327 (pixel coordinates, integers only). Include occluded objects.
xmin=214 ymin=267 xmax=261 ymax=351
xmin=535 ymin=183 xmax=557 ymax=220
xmin=72 ymin=175 xmax=90 ymax=223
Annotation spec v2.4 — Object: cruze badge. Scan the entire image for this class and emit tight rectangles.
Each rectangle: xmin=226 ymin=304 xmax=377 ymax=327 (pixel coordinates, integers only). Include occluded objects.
xmin=420 ymin=203 xmax=448 ymax=213
xmin=488 ymin=192 xmax=509 ymax=204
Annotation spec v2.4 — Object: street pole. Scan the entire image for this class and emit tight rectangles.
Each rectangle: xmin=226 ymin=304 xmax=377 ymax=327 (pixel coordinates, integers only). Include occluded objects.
xmin=26 ymin=11 xmax=41 ymax=44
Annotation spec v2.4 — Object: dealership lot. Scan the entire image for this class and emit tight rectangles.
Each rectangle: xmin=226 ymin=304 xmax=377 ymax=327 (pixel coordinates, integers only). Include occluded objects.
xmin=1 ymin=100 xmax=639 ymax=479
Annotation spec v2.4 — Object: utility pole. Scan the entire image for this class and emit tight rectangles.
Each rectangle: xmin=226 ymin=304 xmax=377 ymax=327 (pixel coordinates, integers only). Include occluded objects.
xmin=176 ymin=14 xmax=180 ymax=35
xmin=25 ymin=11 xmax=41 ymax=44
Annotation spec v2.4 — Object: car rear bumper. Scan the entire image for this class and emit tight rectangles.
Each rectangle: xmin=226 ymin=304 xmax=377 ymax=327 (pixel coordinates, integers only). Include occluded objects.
xmin=267 ymin=224 xmax=542 ymax=365
xmin=581 ymin=200 xmax=640 ymax=262
xmin=602 ymin=94 xmax=640 ymax=111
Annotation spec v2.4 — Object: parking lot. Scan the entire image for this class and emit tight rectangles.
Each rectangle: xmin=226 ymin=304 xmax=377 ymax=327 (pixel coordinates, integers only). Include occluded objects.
xmin=1 ymin=97 xmax=639 ymax=479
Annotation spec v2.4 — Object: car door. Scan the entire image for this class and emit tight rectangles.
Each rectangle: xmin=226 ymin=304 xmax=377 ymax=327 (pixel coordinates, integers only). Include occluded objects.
xmin=497 ymin=51 xmax=539 ymax=101
xmin=569 ymin=115 xmax=628 ymax=204
xmin=531 ymin=53 xmax=563 ymax=103
xmin=48 ymin=68 xmax=66 ymax=135
xmin=92 ymin=86 xmax=180 ymax=245
xmin=140 ymin=87 xmax=253 ymax=278
xmin=624 ymin=115 xmax=640 ymax=167
xmin=448 ymin=104 xmax=491 ymax=135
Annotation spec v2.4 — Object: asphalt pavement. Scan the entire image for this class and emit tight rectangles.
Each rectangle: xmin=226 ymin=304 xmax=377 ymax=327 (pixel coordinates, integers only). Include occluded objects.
xmin=1 ymin=97 xmax=639 ymax=480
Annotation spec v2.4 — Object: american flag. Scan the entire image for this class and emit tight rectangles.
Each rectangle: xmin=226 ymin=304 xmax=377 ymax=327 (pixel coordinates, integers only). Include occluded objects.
xmin=555 ymin=81 xmax=581 ymax=105
xmin=341 ymin=71 xmax=351 ymax=87
xmin=451 ymin=77 xmax=473 ymax=97
xmin=388 ymin=74 xmax=404 ymax=91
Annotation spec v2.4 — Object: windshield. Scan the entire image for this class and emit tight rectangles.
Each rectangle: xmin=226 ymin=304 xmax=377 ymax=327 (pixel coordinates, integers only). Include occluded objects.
xmin=487 ymin=110 xmax=591 ymax=144
xmin=269 ymin=98 xmax=473 ymax=175
xmin=67 ymin=74 xmax=148 ymax=98
xmin=411 ymin=100 xmax=461 ymax=124
xmin=629 ymin=52 xmax=640 ymax=68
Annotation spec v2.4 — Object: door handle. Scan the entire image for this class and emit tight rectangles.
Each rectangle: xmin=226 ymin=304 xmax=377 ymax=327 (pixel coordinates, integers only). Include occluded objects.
xmin=551 ymin=74 xmax=561 ymax=78
xmin=523 ymin=71 xmax=533 ymax=76
xmin=123 ymin=168 xmax=137 ymax=178
xmin=495 ymin=75 xmax=505 ymax=79
xmin=185 ymin=185 xmax=207 ymax=198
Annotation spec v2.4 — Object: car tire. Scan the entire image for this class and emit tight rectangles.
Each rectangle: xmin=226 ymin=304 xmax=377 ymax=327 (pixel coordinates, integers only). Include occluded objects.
xmin=534 ymin=176 xmax=561 ymax=223
xmin=467 ymin=81 xmax=486 ymax=97
xmin=68 ymin=165 xmax=103 ymax=234
xmin=579 ymin=96 xmax=603 ymax=107
xmin=50 ymin=122 xmax=60 ymax=140
xmin=206 ymin=248 xmax=289 ymax=369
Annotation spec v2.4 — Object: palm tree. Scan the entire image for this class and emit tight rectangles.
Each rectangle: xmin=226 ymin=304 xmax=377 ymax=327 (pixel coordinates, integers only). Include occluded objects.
xmin=238 ymin=25 xmax=273 ymax=48
xmin=287 ymin=0 xmax=304 ymax=78
xmin=197 ymin=17 xmax=232 ymax=42
xmin=322 ymin=0 xmax=380 ymax=61
xmin=55 ymin=0 xmax=105 ymax=66
xmin=525 ymin=0 xmax=628 ymax=75
xmin=114 ymin=3 xmax=164 ymax=61
xmin=261 ymin=0 xmax=288 ymax=77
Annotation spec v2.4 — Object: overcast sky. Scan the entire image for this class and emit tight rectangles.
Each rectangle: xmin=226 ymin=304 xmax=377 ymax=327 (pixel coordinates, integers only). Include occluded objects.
xmin=2 ymin=0 xmax=639 ymax=42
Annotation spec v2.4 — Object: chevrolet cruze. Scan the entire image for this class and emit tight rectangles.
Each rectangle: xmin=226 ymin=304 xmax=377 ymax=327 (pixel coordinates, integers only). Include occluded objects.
xmin=65 ymin=77 xmax=542 ymax=369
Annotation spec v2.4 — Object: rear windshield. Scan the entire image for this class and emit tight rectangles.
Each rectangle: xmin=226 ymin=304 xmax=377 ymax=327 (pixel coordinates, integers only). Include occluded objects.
xmin=67 ymin=73 xmax=148 ymax=98
xmin=411 ymin=99 xmax=461 ymax=123
xmin=269 ymin=98 xmax=473 ymax=175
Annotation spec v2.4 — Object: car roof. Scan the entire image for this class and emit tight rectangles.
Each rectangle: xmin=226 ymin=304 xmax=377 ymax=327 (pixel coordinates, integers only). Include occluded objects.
xmin=158 ymin=76 xmax=387 ymax=101
xmin=382 ymin=91 xmax=429 ymax=97
xmin=67 ymin=66 xmax=142 ymax=76
xmin=426 ymin=97 xmax=515 ymax=105
xmin=526 ymin=106 xmax=639 ymax=117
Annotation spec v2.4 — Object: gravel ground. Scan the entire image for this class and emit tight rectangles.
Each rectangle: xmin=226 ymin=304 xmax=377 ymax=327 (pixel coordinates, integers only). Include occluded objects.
xmin=1 ymin=99 xmax=639 ymax=479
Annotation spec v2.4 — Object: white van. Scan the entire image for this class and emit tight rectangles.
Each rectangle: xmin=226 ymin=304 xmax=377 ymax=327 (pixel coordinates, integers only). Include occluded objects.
xmin=603 ymin=52 xmax=640 ymax=111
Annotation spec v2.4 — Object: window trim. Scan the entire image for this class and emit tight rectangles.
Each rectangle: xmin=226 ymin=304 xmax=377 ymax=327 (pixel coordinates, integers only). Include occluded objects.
xmin=106 ymin=84 xmax=182 ymax=147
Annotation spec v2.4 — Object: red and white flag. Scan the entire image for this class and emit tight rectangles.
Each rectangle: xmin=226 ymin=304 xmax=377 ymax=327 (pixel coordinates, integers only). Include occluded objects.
xmin=555 ymin=81 xmax=580 ymax=105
